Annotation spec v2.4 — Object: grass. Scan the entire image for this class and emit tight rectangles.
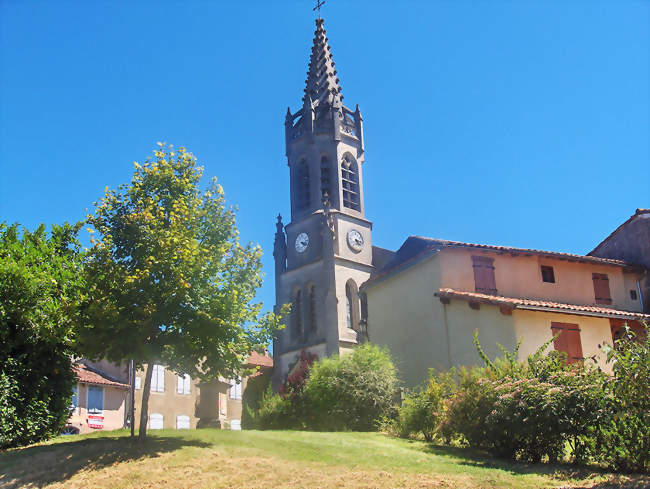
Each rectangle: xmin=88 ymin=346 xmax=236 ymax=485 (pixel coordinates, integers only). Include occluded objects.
xmin=0 ymin=429 xmax=647 ymax=489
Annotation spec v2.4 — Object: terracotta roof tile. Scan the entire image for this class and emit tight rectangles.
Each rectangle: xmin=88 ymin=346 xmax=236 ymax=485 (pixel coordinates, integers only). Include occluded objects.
xmin=246 ymin=351 xmax=273 ymax=368
xmin=435 ymin=288 xmax=650 ymax=321
xmin=74 ymin=363 xmax=130 ymax=389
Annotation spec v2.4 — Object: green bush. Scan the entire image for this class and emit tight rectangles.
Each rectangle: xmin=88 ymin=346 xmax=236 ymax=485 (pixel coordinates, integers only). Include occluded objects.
xmin=440 ymin=333 xmax=608 ymax=464
xmin=596 ymin=325 xmax=650 ymax=472
xmin=251 ymin=344 xmax=398 ymax=431
xmin=393 ymin=369 xmax=455 ymax=441
xmin=303 ymin=344 xmax=398 ymax=431
xmin=241 ymin=373 xmax=271 ymax=429
xmin=0 ymin=223 xmax=82 ymax=448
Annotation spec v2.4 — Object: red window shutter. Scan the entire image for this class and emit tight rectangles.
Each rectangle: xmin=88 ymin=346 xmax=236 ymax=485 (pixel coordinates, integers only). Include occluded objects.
xmin=592 ymin=273 xmax=612 ymax=305
xmin=472 ymin=256 xmax=497 ymax=294
xmin=551 ymin=322 xmax=582 ymax=364
xmin=565 ymin=326 xmax=583 ymax=363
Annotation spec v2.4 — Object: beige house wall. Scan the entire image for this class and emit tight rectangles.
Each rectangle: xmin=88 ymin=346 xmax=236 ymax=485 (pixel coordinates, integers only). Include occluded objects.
xmin=513 ymin=309 xmax=613 ymax=373
xmin=367 ymin=255 xmax=449 ymax=388
xmin=438 ymin=248 xmax=643 ymax=311
xmin=442 ymin=299 xmax=517 ymax=370
xmin=67 ymin=383 xmax=126 ymax=434
xmin=133 ymin=365 xmax=200 ymax=430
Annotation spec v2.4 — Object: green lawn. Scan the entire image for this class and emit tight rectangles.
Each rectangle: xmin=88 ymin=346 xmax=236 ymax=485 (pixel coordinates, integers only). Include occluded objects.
xmin=0 ymin=429 xmax=646 ymax=489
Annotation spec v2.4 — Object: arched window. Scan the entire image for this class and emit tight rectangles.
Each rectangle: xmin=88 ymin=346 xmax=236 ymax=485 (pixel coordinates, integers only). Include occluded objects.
xmin=341 ymin=155 xmax=360 ymax=211
xmin=293 ymin=289 xmax=303 ymax=338
xmin=345 ymin=280 xmax=359 ymax=330
xmin=308 ymin=284 xmax=317 ymax=332
xmin=320 ymin=156 xmax=331 ymax=200
xmin=296 ymin=159 xmax=310 ymax=210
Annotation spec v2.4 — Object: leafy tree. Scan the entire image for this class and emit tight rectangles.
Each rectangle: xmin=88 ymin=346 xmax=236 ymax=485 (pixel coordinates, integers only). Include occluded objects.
xmin=79 ymin=144 xmax=281 ymax=440
xmin=0 ymin=222 xmax=83 ymax=448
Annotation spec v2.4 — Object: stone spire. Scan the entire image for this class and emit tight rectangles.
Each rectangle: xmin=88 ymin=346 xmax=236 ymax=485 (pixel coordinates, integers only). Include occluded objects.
xmin=303 ymin=18 xmax=343 ymax=112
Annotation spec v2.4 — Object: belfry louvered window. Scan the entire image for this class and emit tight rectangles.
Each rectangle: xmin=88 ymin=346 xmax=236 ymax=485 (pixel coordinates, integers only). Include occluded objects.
xmin=320 ymin=156 xmax=331 ymax=200
xmin=296 ymin=159 xmax=310 ymax=210
xmin=341 ymin=155 xmax=360 ymax=211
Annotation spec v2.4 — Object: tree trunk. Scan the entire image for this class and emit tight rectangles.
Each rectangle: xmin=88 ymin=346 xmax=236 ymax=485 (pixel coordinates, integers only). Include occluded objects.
xmin=138 ymin=362 xmax=155 ymax=442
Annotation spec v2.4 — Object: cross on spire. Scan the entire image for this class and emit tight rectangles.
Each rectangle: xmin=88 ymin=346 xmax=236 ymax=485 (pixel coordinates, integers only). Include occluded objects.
xmin=313 ymin=0 xmax=325 ymax=19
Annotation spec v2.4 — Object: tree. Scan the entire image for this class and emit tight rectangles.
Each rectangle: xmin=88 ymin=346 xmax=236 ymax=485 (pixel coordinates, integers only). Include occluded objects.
xmin=79 ymin=143 xmax=281 ymax=440
xmin=0 ymin=222 xmax=83 ymax=448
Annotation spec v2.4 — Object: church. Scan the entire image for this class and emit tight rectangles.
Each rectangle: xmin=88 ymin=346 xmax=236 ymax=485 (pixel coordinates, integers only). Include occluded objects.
xmin=272 ymin=17 xmax=650 ymax=388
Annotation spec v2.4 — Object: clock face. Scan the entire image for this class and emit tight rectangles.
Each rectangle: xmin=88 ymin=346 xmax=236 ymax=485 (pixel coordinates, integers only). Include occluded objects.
xmin=295 ymin=232 xmax=309 ymax=253
xmin=347 ymin=229 xmax=364 ymax=252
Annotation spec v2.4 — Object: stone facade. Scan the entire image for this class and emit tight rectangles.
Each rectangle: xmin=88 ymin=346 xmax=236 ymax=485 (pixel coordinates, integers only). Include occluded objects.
xmin=273 ymin=18 xmax=381 ymax=388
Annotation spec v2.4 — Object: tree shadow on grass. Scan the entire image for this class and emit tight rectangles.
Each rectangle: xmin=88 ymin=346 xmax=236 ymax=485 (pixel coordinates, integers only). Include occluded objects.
xmin=417 ymin=443 xmax=650 ymax=488
xmin=0 ymin=434 xmax=212 ymax=489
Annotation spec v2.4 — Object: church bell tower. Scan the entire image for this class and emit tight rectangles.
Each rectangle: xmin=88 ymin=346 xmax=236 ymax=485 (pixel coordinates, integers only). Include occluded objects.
xmin=272 ymin=17 xmax=373 ymax=388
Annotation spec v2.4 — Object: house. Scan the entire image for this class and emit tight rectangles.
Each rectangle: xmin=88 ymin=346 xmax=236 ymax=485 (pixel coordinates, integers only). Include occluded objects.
xmin=65 ymin=362 xmax=129 ymax=434
xmin=133 ymin=352 xmax=273 ymax=431
xmin=360 ymin=237 xmax=649 ymax=387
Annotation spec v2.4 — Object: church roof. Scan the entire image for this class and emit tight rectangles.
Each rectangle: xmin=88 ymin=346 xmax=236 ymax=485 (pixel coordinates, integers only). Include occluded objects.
xmin=363 ymin=235 xmax=644 ymax=290
xmin=435 ymin=288 xmax=650 ymax=321
xmin=303 ymin=18 xmax=343 ymax=109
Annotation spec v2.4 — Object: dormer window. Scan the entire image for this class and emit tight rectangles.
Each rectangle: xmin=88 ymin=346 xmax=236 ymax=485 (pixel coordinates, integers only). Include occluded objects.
xmin=341 ymin=155 xmax=360 ymax=211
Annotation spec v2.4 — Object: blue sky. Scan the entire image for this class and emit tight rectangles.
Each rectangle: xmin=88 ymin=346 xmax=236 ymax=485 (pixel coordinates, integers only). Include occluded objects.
xmin=1 ymin=0 xmax=648 ymax=315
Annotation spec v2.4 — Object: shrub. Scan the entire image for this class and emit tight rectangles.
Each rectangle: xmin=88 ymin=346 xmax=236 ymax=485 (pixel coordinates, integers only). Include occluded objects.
xmin=596 ymin=324 xmax=650 ymax=473
xmin=0 ymin=223 xmax=82 ymax=449
xmin=241 ymin=373 xmax=271 ymax=429
xmin=304 ymin=344 xmax=398 ymax=431
xmin=246 ymin=386 xmax=303 ymax=430
xmin=394 ymin=369 xmax=456 ymax=441
xmin=440 ymin=332 xmax=608 ymax=463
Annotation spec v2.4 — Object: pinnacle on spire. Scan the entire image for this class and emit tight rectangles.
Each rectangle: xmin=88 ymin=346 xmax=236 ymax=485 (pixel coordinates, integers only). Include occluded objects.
xmin=302 ymin=18 xmax=343 ymax=110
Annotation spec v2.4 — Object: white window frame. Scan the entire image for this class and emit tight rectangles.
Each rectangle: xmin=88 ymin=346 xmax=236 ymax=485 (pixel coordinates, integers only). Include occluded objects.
xmin=70 ymin=384 xmax=79 ymax=413
xmin=149 ymin=412 xmax=164 ymax=430
xmin=229 ymin=377 xmax=242 ymax=400
xmin=134 ymin=376 xmax=141 ymax=390
xmin=86 ymin=385 xmax=104 ymax=415
xmin=151 ymin=364 xmax=165 ymax=393
xmin=230 ymin=419 xmax=241 ymax=431
xmin=176 ymin=414 xmax=190 ymax=429
xmin=177 ymin=374 xmax=190 ymax=395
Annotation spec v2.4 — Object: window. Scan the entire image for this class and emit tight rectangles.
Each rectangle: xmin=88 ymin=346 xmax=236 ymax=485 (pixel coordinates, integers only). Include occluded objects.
xmin=320 ymin=156 xmax=331 ymax=199
xmin=151 ymin=364 xmax=165 ymax=392
xmin=345 ymin=280 xmax=358 ymax=330
xmin=308 ymin=284 xmax=317 ymax=332
xmin=341 ymin=155 xmax=360 ymax=211
xmin=551 ymin=322 xmax=583 ymax=364
xmin=87 ymin=385 xmax=104 ymax=414
xmin=176 ymin=415 xmax=190 ymax=429
xmin=592 ymin=273 xmax=612 ymax=305
xmin=230 ymin=419 xmax=241 ymax=431
xmin=134 ymin=376 xmax=141 ymax=390
xmin=296 ymin=159 xmax=310 ymax=210
xmin=630 ymin=289 xmax=638 ymax=301
xmin=70 ymin=385 xmax=78 ymax=411
xmin=472 ymin=256 xmax=497 ymax=294
xmin=541 ymin=265 xmax=555 ymax=283
xmin=149 ymin=413 xmax=163 ymax=430
xmin=292 ymin=289 xmax=303 ymax=338
xmin=229 ymin=378 xmax=242 ymax=400
xmin=177 ymin=374 xmax=190 ymax=395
